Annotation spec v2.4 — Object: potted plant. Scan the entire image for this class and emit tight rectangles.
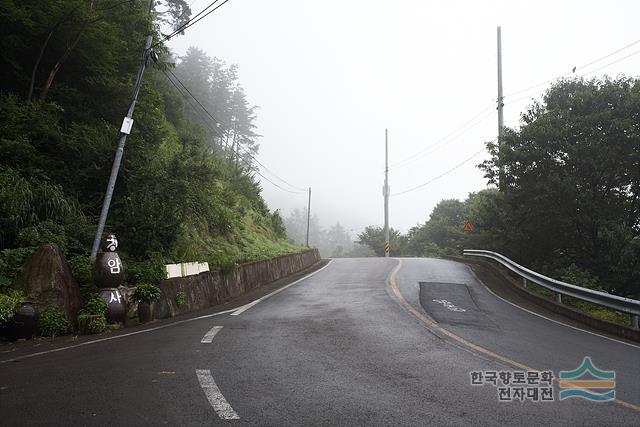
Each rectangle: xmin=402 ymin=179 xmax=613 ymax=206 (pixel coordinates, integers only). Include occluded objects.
xmin=77 ymin=294 xmax=108 ymax=334
xmin=132 ymin=283 xmax=161 ymax=324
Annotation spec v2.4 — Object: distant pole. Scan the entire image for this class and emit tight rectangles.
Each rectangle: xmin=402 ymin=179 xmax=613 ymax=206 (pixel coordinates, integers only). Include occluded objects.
xmin=497 ymin=26 xmax=505 ymax=190
xmin=383 ymin=129 xmax=390 ymax=257
xmin=305 ymin=187 xmax=311 ymax=247
xmin=90 ymin=33 xmax=154 ymax=258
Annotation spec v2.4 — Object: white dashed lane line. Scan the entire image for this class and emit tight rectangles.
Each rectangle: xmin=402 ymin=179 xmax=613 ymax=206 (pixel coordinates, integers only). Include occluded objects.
xmin=196 ymin=369 xmax=240 ymax=419
xmin=201 ymin=326 xmax=224 ymax=344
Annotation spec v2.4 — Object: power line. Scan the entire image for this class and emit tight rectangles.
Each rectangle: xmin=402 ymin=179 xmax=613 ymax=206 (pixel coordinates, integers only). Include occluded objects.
xmin=390 ymin=145 xmax=490 ymax=197
xmin=164 ymin=67 xmax=226 ymax=138
xmin=389 ymin=106 xmax=496 ymax=171
xmin=504 ymin=46 xmax=640 ymax=108
xmin=580 ymin=47 xmax=640 ymax=77
xmin=162 ymin=68 xmax=227 ymax=141
xmin=503 ymin=37 xmax=640 ymax=100
xmin=152 ymin=0 xmax=231 ymax=48
xmin=160 ymin=67 xmax=307 ymax=194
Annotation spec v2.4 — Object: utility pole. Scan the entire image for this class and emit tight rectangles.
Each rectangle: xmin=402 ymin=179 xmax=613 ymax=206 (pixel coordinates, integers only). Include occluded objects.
xmin=90 ymin=33 xmax=155 ymax=258
xmin=383 ymin=129 xmax=390 ymax=258
xmin=497 ymin=26 xmax=505 ymax=190
xmin=305 ymin=187 xmax=311 ymax=247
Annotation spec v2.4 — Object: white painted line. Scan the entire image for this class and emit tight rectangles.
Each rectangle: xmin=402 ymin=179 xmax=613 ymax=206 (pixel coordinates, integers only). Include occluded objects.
xmin=196 ymin=369 xmax=240 ymax=419
xmin=466 ymin=266 xmax=640 ymax=350
xmin=230 ymin=299 xmax=261 ymax=316
xmin=201 ymin=326 xmax=223 ymax=343
xmin=0 ymin=307 xmax=237 ymax=365
xmin=230 ymin=260 xmax=333 ymax=316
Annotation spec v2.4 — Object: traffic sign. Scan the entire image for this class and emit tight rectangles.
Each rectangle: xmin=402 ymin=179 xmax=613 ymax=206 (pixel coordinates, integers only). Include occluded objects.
xmin=463 ymin=222 xmax=475 ymax=233
xmin=384 ymin=243 xmax=390 ymax=253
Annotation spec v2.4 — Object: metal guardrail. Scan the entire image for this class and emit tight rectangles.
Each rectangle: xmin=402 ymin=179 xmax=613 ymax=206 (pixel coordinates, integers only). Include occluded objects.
xmin=463 ymin=249 xmax=640 ymax=329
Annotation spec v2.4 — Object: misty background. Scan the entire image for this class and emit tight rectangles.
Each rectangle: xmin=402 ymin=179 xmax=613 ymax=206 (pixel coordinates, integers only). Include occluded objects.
xmin=168 ymin=0 xmax=640 ymax=248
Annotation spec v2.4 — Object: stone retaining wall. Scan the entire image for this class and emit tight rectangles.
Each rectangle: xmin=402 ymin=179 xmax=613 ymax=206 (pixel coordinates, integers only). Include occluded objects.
xmin=154 ymin=249 xmax=321 ymax=319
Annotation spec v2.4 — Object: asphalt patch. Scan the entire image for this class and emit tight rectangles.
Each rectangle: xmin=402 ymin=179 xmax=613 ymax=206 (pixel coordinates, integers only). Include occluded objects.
xmin=419 ymin=282 xmax=496 ymax=329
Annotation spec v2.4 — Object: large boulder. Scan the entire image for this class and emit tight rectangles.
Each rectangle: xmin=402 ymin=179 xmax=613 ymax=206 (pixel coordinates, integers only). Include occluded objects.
xmin=19 ymin=244 xmax=82 ymax=325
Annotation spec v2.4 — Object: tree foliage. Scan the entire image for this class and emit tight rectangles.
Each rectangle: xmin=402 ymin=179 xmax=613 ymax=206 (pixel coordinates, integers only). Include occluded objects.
xmin=393 ymin=77 xmax=640 ymax=298
xmin=0 ymin=0 xmax=297 ymax=291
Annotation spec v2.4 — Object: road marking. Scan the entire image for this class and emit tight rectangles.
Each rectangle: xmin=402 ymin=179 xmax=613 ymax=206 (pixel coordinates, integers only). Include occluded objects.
xmin=432 ymin=299 xmax=466 ymax=312
xmin=231 ymin=260 xmax=333 ymax=316
xmin=466 ymin=266 xmax=640 ymax=350
xmin=201 ymin=326 xmax=224 ymax=343
xmin=0 ymin=308 xmax=237 ymax=365
xmin=389 ymin=259 xmax=640 ymax=413
xmin=196 ymin=369 xmax=240 ymax=419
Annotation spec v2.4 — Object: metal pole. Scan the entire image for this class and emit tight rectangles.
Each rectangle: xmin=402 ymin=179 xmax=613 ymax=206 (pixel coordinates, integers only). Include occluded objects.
xmin=384 ymin=129 xmax=390 ymax=257
xmin=305 ymin=187 xmax=311 ymax=247
xmin=497 ymin=26 xmax=505 ymax=190
xmin=90 ymin=33 xmax=153 ymax=257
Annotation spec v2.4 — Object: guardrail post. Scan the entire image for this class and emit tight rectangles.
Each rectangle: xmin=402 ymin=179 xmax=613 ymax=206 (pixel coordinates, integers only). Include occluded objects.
xmin=632 ymin=314 xmax=639 ymax=329
xmin=555 ymin=293 xmax=562 ymax=304
xmin=522 ymin=278 xmax=527 ymax=289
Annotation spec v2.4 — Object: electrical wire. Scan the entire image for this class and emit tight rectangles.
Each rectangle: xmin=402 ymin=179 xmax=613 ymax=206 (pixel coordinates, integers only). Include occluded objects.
xmin=152 ymin=0 xmax=231 ymax=48
xmin=390 ymin=145 xmax=490 ymax=197
xmin=389 ymin=106 xmax=496 ymax=172
xmin=579 ymin=47 xmax=640 ymax=77
xmin=503 ymin=37 xmax=640 ymax=100
xmin=161 ymin=68 xmax=308 ymax=194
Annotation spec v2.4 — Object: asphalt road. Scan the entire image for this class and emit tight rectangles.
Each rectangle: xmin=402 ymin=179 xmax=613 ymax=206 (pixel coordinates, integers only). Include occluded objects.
xmin=1 ymin=257 xmax=638 ymax=426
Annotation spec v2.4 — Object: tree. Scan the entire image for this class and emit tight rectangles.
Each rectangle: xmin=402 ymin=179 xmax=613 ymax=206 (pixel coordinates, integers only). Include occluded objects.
xmin=356 ymin=226 xmax=406 ymax=257
xmin=480 ymin=77 xmax=640 ymax=296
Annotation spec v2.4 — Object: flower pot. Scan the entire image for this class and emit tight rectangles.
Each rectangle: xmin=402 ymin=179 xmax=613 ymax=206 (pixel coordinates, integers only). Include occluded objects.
xmin=137 ymin=301 xmax=152 ymax=324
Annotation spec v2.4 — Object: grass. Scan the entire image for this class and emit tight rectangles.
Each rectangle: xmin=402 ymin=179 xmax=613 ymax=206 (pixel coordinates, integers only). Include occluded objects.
xmin=168 ymin=207 xmax=308 ymax=272
xmin=519 ymin=277 xmax=631 ymax=326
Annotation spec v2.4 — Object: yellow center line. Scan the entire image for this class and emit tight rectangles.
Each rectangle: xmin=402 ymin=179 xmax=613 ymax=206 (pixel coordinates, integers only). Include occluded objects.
xmin=388 ymin=258 xmax=640 ymax=413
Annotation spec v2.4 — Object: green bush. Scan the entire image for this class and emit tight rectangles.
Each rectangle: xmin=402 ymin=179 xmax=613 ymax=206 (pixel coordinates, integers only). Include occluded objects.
xmin=207 ymin=253 xmax=236 ymax=275
xmin=38 ymin=307 xmax=72 ymax=337
xmin=77 ymin=313 xmax=106 ymax=334
xmin=126 ymin=259 xmax=165 ymax=287
xmin=271 ymin=210 xmax=287 ymax=239
xmin=132 ymin=283 xmax=162 ymax=303
xmin=78 ymin=294 xmax=107 ymax=316
xmin=0 ymin=290 xmax=23 ymax=326
xmin=175 ymin=291 xmax=186 ymax=307
xmin=69 ymin=255 xmax=97 ymax=302
xmin=0 ymin=247 xmax=36 ymax=292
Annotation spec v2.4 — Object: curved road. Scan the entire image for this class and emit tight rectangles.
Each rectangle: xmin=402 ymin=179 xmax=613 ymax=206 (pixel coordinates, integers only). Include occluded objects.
xmin=1 ymin=257 xmax=638 ymax=426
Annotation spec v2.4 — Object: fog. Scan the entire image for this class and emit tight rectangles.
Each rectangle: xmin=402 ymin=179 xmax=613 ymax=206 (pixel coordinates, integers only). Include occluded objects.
xmin=168 ymin=0 xmax=640 ymax=236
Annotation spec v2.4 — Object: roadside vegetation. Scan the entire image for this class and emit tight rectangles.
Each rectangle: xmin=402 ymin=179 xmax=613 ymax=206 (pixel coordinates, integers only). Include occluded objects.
xmin=357 ymin=77 xmax=640 ymax=302
xmin=0 ymin=0 xmax=304 ymax=303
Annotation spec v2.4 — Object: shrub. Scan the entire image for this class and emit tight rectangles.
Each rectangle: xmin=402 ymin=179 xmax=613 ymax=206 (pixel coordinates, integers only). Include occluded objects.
xmin=207 ymin=253 xmax=236 ymax=275
xmin=38 ymin=307 xmax=72 ymax=337
xmin=77 ymin=313 xmax=106 ymax=334
xmin=78 ymin=294 xmax=107 ymax=317
xmin=271 ymin=210 xmax=287 ymax=239
xmin=69 ymin=255 xmax=97 ymax=302
xmin=0 ymin=290 xmax=23 ymax=326
xmin=132 ymin=283 xmax=161 ymax=303
xmin=0 ymin=247 xmax=36 ymax=292
xmin=126 ymin=259 xmax=165 ymax=287
xmin=175 ymin=291 xmax=186 ymax=307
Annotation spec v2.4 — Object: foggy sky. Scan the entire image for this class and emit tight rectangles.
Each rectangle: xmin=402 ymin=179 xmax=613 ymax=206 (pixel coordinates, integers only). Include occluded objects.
xmin=168 ymin=0 xmax=640 ymax=237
